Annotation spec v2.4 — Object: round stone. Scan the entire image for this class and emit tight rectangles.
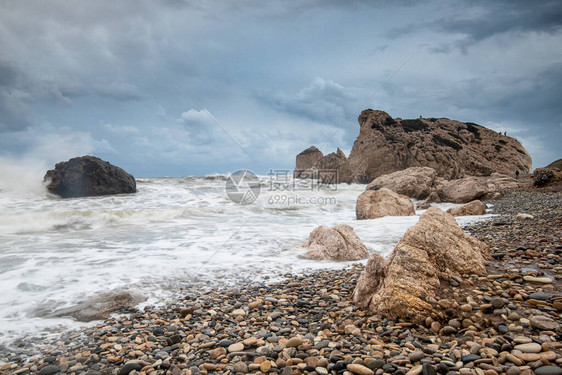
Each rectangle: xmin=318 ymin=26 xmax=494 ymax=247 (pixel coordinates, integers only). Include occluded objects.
xmin=285 ymin=337 xmax=303 ymax=348
xmin=529 ymin=292 xmax=550 ymax=301
xmin=38 ymin=366 xmax=62 ymax=375
xmin=347 ymin=363 xmax=375 ymax=375
xmin=534 ymin=366 xmax=562 ymax=375
xmin=514 ymin=343 xmax=542 ymax=353
xmin=228 ymin=342 xmax=244 ymax=352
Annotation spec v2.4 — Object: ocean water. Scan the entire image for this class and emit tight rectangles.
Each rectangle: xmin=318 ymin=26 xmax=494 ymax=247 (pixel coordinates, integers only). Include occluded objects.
xmin=0 ymin=174 xmax=489 ymax=348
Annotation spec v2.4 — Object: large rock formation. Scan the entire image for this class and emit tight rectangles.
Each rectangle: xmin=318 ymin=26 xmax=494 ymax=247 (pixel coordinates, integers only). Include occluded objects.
xmin=366 ymin=167 xmax=437 ymax=199
xmin=446 ymin=200 xmax=487 ymax=216
xmin=303 ymin=224 xmax=369 ymax=261
xmin=356 ymin=188 xmax=415 ymax=220
xmin=294 ymin=146 xmax=323 ymax=178
xmin=294 ymin=147 xmax=353 ymax=183
xmin=44 ymin=156 xmax=136 ymax=198
xmin=353 ymin=208 xmax=490 ymax=323
xmin=295 ymin=110 xmax=532 ymax=183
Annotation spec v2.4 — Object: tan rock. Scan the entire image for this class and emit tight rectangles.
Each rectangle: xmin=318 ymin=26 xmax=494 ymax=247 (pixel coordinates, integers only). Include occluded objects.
xmin=438 ymin=177 xmax=489 ymax=203
xmin=304 ymin=224 xmax=369 ymax=261
xmin=315 ymin=148 xmax=353 ymax=183
xmin=356 ymin=188 xmax=415 ymax=220
xmin=346 ymin=110 xmax=531 ymax=182
xmin=353 ymin=207 xmax=490 ymax=323
xmin=366 ymin=167 xmax=437 ymax=199
xmin=446 ymin=200 xmax=487 ymax=216
xmin=294 ymin=146 xmax=323 ymax=177
xmin=347 ymin=363 xmax=375 ymax=375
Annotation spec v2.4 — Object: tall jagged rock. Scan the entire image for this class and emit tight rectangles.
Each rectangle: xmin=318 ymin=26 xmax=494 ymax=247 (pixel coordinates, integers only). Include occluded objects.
xmin=347 ymin=110 xmax=532 ymax=182
xmin=294 ymin=147 xmax=353 ymax=183
xmin=295 ymin=146 xmax=323 ymax=173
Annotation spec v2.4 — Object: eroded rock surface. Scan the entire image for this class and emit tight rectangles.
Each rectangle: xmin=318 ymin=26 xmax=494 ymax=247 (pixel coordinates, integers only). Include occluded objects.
xmin=353 ymin=207 xmax=490 ymax=323
xmin=304 ymin=224 xmax=369 ymax=261
xmin=356 ymin=188 xmax=415 ymax=220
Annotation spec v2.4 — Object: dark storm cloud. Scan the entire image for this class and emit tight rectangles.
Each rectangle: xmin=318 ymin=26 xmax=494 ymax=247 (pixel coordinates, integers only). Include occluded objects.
xmin=389 ymin=0 xmax=562 ymax=49
xmin=0 ymin=0 xmax=560 ymax=174
xmin=0 ymin=59 xmax=34 ymax=132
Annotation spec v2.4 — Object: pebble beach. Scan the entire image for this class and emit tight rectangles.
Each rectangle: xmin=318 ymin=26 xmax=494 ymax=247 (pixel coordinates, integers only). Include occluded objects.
xmin=1 ymin=187 xmax=560 ymax=375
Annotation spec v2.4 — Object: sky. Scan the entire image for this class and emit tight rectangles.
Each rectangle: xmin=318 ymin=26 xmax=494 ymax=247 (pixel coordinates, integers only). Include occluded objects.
xmin=1 ymin=0 xmax=561 ymax=177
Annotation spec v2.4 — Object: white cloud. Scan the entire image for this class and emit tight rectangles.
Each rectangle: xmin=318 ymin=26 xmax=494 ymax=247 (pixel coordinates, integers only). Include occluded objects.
xmin=104 ymin=123 xmax=140 ymax=134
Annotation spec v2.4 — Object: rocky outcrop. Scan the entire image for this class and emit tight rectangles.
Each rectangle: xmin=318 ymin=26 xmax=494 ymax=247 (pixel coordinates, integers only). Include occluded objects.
xmin=296 ymin=110 xmax=532 ymax=183
xmin=315 ymin=148 xmax=353 ymax=183
xmin=366 ymin=167 xmax=437 ymax=199
xmin=356 ymin=188 xmax=415 ymax=220
xmin=294 ymin=146 xmax=323 ymax=178
xmin=353 ymin=208 xmax=490 ymax=323
xmin=294 ymin=147 xmax=353 ymax=183
xmin=304 ymin=224 xmax=369 ymax=261
xmin=44 ymin=156 xmax=136 ymax=198
xmin=446 ymin=200 xmax=487 ymax=216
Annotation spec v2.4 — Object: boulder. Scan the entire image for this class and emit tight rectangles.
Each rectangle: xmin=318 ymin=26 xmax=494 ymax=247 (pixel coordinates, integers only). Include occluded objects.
xmin=353 ymin=207 xmax=490 ymax=323
xmin=295 ymin=110 xmax=532 ymax=183
xmin=44 ymin=156 xmax=136 ymax=198
xmin=294 ymin=146 xmax=323 ymax=178
xmin=446 ymin=200 xmax=487 ymax=216
xmin=47 ymin=291 xmax=145 ymax=322
xmin=438 ymin=177 xmax=489 ymax=203
xmin=304 ymin=224 xmax=369 ymax=261
xmin=366 ymin=167 xmax=437 ymax=199
xmin=356 ymin=188 xmax=415 ymax=220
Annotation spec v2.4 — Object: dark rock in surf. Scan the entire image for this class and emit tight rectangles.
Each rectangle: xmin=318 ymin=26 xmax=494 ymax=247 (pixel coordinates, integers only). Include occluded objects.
xmin=47 ymin=291 xmax=145 ymax=322
xmin=44 ymin=156 xmax=136 ymax=198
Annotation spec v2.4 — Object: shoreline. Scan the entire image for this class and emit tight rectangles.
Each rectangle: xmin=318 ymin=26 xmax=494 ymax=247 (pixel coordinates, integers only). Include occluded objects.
xmin=1 ymin=187 xmax=561 ymax=375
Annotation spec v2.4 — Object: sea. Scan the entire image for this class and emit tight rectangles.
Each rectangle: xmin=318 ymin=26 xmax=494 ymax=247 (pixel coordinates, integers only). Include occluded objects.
xmin=0 ymin=172 xmax=490 ymax=349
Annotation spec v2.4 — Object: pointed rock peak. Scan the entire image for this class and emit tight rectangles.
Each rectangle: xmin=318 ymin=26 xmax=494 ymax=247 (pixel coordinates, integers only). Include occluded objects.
xmin=336 ymin=148 xmax=347 ymax=159
xmin=298 ymin=146 xmax=322 ymax=156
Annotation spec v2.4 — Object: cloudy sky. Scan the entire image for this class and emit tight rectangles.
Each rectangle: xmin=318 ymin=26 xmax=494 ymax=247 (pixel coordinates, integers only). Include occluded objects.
xmin=1 ymin=0 xmax=561 ymax=177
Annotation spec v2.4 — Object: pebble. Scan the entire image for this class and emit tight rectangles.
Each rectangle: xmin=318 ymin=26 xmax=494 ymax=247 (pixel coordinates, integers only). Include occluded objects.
xmin=534 ymin=366 xmax=562 ymax=375
xmin=514 ymin=343 xmax=542 ymax=353
xmin=38 ymin=365 xmax=61 ymax=375
xmin=347 ymin=363 xmax=375 ymax=375
xmin=285 ymin=337 xmax=303 ymax=348
xmin=228 ymin=342 xmax=244 ymax=352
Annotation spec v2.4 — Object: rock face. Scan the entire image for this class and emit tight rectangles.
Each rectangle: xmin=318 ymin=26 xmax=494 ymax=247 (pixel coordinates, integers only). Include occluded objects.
xmin=294 ymin=147 xmax=353 ymax=183
xmin=446 ymin=200 xmax=487 ymax=216
xmin=356 ymin=188 xmax=415 ymax=220
xmin=296 ymin=110 xmax=532 ymax=183
xmin=294 ymin=146 xmax=323 ymax=177
xmin=353 ymin=207 xmax=490 ymax=323
xmin=315 ymin=148 xmax=353 ymax=183
xmin=304 ymin=224 xmax=369 ymax=261
xmin=44 ymin=156 xmax=136 ymax=198
xmin=366 ymin=167 xmax=437 ymax=199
